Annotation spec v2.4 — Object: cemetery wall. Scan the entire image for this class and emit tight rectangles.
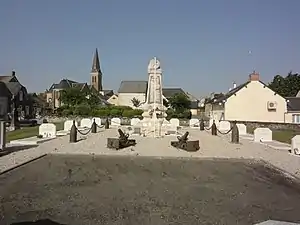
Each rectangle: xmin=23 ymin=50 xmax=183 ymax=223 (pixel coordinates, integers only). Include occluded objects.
xmin=228 ymin=120 xmax=300 ymax=131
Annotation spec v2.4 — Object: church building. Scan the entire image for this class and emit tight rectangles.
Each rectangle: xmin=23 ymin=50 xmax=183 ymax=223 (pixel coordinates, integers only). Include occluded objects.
xmin=45 ymin=48 xmax=113 ymax=109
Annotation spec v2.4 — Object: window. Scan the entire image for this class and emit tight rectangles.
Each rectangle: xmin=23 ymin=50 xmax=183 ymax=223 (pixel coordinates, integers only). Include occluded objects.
xmin=292 ymin=114 xmax=300 ymax=123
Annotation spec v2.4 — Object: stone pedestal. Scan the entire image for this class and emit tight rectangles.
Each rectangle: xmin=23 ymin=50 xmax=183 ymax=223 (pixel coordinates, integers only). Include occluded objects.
xmin=133 ymin=57 xmax=177 ymax=137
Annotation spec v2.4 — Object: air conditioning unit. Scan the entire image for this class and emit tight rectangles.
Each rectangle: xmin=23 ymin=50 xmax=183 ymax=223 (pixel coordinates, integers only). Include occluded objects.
xmin=267 ymin=101 xmax=277 ymax=109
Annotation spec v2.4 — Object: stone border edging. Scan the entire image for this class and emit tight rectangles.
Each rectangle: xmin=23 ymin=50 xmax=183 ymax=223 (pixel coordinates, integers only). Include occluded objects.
xmin=0 ymin=154 xmax=48 ymax=176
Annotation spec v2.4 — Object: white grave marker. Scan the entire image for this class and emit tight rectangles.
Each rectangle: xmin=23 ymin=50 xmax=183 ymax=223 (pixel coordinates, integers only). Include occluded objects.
xmin=64 ymin=120 xmax=78 ymax=131
xmin=131 ymin=118 xmax=141 ymax=126
xmin=111 ymin=117 xmax=121 ymax=126
xmin=218 ymin=121 xmax=231 ymax=131
xmin=291 ymin=135 xmax=300 ymax=155
xmin=189 ymin=119 xmax=199 ymax=128
xmin=254 ymin=128 xmax=272 ymax=142
xmin=80 ymin=118 xmax=92 ymax=128
xmin=170 ymin=118 xmax=180 ymax=127
xmin=39 ymin=123 xmax=56 ymax=138
xmin=237 ymin=123 xmax=247 ymax=135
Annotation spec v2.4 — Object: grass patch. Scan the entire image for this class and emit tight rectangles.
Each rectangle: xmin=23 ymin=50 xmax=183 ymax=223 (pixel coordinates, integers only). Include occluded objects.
xmin=247 ymin=127 xmax=300 ymax=144
xmin=6 ymin=122 xmax=64 ymax=142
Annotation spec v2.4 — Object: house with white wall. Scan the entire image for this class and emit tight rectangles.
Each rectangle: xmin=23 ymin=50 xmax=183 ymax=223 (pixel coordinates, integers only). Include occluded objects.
xmin=114 ymin=80 xmax=200 ymax=115
xmin=206 ymin=71 xmax=289 ymax=123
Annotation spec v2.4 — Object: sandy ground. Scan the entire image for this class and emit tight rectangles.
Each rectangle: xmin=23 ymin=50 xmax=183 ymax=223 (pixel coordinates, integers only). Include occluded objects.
xmin=1 ymin=127 xmax=300 ymax=179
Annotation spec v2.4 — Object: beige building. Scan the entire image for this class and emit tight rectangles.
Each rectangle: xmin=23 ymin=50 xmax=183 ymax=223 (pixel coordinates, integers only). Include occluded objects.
xmin=206 ymin=71 xmax=289 ymax=123
xmin=109 ymin=80 xmax=200 ymax=115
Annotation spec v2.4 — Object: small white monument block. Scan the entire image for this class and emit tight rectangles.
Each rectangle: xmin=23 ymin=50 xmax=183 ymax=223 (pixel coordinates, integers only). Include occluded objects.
xmin=218 ymin=121 xmax=231 ymax=131
xmin=170 ymin=118 xmax=180 ymax=127
xmin=237 ymin=123 xmax=247 ymax=135
xmin=80 ymin=118 xmax=92 ymax=128
xmin=92 ymin=117 xmax=101 ymax=126
xmin=64 ymin=120 xmax=78 ymax=131
xmin=39 ymin=123 xmax=56 ymax=138
xmin=111 ymin=117 xmax=121 ymax=126
xmin=254 ymin=128 xmax=272 ymax=142
xmin=291 ymin=135 xmax=300 ymax=155
xmin=189 ymin=119 xmax=199 ymax=128
xmin=131 ymin=118 xmax=141 ymax=126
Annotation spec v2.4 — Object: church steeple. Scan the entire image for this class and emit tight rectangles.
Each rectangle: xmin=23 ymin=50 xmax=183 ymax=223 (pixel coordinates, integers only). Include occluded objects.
xmin=90 ymin=48 xmax=103 ymax=92
xmin=91 ymin=48 xmax=101 ymax=73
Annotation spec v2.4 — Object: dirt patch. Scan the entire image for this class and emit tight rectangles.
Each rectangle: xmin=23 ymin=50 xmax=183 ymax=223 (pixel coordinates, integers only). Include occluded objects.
xmin=0 ymin=155 xmax=300 ymax=225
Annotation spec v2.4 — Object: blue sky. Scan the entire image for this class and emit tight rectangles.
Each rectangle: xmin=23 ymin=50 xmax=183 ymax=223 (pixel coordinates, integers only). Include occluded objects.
xmin=0 ymin=0 xmax=299 ymax=98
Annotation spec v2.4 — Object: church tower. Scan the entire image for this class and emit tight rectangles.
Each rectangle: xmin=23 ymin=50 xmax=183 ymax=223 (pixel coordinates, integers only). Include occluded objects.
xmin=90 ymin=48 xmax=103 ymax=92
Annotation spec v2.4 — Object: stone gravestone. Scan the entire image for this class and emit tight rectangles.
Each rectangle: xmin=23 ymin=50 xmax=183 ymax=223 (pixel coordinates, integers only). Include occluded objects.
xmin=237 ymin=123 xmax=247 ymax=135
xmin=39 ymin=123 xmax=56 ymax=138
xmin=131 ymin=118 xmax=141 ymax=126
xmin=133 ymin=127 xmax=142 ymax=135
xmin=291 ymin=135 xmax=300 ymax=155
xmin=64 ymin=120 xmax=78 ymax=131
xmin=254 ymin=128 xmax=272 ymax=142
xmin=80 ymin=118 xmax=92 ymax=128
xmin=218 ymin=121 xmax=231 ymax=131
xmin=92 ymin=117 xmax=101 ymax=126
xmin=189 ymin=119 xmax=199 ymax=128
xmin=111 ymin=117 xmax=121 ymax=127
xmin=170 ymin=118 xmax=180 ymax=128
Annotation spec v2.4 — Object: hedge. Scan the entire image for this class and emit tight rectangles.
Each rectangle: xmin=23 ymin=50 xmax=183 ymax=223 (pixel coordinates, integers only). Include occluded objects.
xmin=56 ymin=105 xmax=143 ymax=118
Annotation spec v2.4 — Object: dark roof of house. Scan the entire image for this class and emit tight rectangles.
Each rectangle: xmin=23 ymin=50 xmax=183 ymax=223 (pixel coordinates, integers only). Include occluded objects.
xmin=118 ymin=81 xmax=148 ymax=93
xmin=0 ymin=75 xmax=19 ymax=83
xmin=5 ymin=82 xmax=23 ymax=95
xmin=0 ymin=81 xmax=11 ymax=98
xmin=103 ymin=89 xmax=114 ymax=97
xmin=49 ymin=79 xmax=78 ymax=90
xmin=162 ymin=88 xmax=188 ymax=98
xmin=72 ymin=83 xmax=87 ymax=91
xmin=210 ymin=81 xmax=250 ymax=104
xmin=287 ymin=97 xmax=300 ymax=112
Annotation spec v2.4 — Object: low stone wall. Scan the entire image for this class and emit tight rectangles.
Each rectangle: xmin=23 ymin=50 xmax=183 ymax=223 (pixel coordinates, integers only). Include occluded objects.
xmin=228 ymin=120 xmax=300 ymax=131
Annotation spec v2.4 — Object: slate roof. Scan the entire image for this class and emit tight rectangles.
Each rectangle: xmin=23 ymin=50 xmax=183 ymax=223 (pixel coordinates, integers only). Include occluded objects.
xmin=5 ymin=82 xmax=23 ymax=95
xmin=49 ymin=79 xmax=78 ymax=90
xmin=72 ymin=83 xmax=87 ymax=91
xmin=0 ymin=81 xmax=11 ymax=98
xmin=210 ymin=81 xmax=250 ymax=104
xmin=287 ymin=97 xmax=300 ymax=112
xmin=162 ymin=88 xmax=188 ymax=98
xmin=118 ymin=81 xmax=148 ymax=93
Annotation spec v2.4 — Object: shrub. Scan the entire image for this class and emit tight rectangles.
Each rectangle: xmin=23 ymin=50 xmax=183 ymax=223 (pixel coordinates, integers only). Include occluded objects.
xmin=110 ymin=108 xmax=122 ymax=117
xmin=74 ymin=104 xmax=91 ymax=116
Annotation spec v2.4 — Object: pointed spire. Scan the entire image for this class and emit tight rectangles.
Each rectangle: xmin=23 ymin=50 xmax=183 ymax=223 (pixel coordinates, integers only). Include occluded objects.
xmin=91 ymin=48 xmax=101 ymax=73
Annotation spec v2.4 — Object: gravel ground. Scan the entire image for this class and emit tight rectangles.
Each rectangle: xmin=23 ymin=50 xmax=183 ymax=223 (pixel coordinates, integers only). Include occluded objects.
xmin=1 ymin=127 xmax=300 ymax=179
xmin=1 ymin=154 xmax=300 ymax=225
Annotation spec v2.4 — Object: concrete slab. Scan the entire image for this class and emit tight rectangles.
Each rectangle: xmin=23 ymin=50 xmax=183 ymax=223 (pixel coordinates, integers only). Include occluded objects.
xmin=9 ymin=136 xmax=55 ymax=145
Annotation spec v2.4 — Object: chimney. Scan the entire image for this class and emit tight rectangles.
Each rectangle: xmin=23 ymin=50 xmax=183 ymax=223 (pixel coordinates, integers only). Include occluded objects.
xmin=249 ymin=71 xmax=259 ymax=81
xmin=233 ymin=82 xmax=237 ymax=88
xmin=12 ymin=70 xmax=16 ymax=76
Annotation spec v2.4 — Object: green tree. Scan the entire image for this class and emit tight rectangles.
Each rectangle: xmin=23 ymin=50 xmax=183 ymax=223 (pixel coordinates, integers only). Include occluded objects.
xmin=60 ymin=88 xmax=86 ymax=106
xmin=168 ymin=93 xmax=191 ymax=113
xmin=269 ymin=71 xmax=300 ymax=97
xmin=131 ymin=97 xmax=141 ymax=108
